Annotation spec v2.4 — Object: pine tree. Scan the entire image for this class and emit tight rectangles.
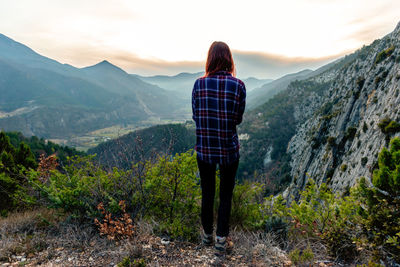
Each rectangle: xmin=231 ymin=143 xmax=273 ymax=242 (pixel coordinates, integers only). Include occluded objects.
xmin=358 ymin=137 xmax=400 ymax=261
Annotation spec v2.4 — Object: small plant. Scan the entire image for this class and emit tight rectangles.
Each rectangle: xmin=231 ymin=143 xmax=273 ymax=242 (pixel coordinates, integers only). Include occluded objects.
xmin=264 ymin=215 xmax=288 ymax=244
xmin=356 ymin=76 xmax=365 ymax=89
xmin=378 ymin=117 xmax=400 ymax=135
xmin=37 ymin=154 xmax=58 ymax=183
xmin=375 ymin=46 xmax=395 ymax=64
xmin=327 ymin=136 xmax=336 ymax=147
xmin=361 ymin=157 xmax=368 ymax=166
xmin=289 ymin=246 xmax=314 ymax=265
xmin=363 ymin=122 xmax=368 ymax=133
xmin=341 ymin=164 xmax=348 ymax=172
xmin=94 ymin=200 xmax=135 ymax=240
xmin=345 ymin=127 xmax=357 ymax=141
xmin=118 ymin=257 xmax=146 ymax=267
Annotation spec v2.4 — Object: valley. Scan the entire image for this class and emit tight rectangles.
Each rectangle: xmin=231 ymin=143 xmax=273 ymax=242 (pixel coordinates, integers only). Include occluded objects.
xmin=1 ymin=22 xmax=400 ymax=194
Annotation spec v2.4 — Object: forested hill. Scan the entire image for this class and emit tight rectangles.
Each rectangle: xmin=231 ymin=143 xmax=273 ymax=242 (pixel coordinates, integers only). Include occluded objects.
xmin=88 ymin=123 xmax=195 ymax=169
xmin=2 ymin=131 xmax=85 ymax=164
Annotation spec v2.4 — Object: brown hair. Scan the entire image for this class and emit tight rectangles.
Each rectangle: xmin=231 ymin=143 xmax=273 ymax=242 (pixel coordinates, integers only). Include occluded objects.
xmin=205 ymin=41 xmax=235 ymax=77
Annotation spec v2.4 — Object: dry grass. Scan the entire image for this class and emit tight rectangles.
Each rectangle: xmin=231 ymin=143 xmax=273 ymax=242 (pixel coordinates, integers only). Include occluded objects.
xmin=229 ymin=228 xmax=290 ymax=266
xmin=1 ymin=209 xmax=348 ymax=266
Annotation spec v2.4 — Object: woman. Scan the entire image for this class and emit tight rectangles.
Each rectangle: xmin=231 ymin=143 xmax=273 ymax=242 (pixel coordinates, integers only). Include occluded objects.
xmin=191 ymin=41 xmax=246 ymax=254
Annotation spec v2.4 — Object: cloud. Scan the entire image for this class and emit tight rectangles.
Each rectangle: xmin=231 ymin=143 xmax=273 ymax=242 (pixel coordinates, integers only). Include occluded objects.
xmin=55 ymin=44 xmax=341 ymax=79
xmin=232 ymin=51 xmax=342 ymax=78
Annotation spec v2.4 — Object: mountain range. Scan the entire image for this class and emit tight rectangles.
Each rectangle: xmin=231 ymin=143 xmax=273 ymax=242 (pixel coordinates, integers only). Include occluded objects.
xmin=133 ymin=72 xmax=273 ymax=102
xmin=0 ymin=33 xmax=187 ymax=139
xmin=0 ymin=33 xmax=278 ymax=141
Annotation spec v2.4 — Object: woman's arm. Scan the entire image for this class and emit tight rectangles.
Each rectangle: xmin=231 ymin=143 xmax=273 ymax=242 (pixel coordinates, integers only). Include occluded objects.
xmin=235 ymin=84 xmax=246 ymax=125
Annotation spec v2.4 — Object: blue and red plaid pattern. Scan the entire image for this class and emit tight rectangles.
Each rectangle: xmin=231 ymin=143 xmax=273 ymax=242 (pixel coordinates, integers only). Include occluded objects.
xmin=192 ymin=71 xmax=246 ymax=165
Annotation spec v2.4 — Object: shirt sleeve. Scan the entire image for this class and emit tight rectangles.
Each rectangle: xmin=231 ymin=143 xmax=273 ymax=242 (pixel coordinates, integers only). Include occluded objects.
xmin=192 ymin=80 xmax=197 ymax=121
xmin=235 ymin=83 xmax=246 ymax=125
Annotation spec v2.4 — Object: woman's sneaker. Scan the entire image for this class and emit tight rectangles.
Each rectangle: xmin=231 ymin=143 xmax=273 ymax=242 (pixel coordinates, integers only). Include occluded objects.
xmin=201 ymin=230 xmax=213 ymax=246
xmin=214 ymin=236 xmax=233 ymax=255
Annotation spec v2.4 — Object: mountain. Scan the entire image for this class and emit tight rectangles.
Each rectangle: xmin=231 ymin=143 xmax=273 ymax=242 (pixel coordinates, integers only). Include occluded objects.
xmin=242 ymin=77 xmax=273 ymax=91
xmin=134 ymin=72 xmax=203 ymax=91
xmin=134 ymin=72 xmax=273 ymax=102
xmin=246 ymin=69 xmax=314 ymax=109
xmin=283 ymin=22 xmax=400 ymax=197
xmin=0 ymin=34 xmax=187 ymax=139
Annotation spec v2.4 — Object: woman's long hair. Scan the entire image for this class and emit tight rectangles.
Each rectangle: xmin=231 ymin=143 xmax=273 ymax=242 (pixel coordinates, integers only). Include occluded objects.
xmin=205 ymin=41 xmax=236 ymax=77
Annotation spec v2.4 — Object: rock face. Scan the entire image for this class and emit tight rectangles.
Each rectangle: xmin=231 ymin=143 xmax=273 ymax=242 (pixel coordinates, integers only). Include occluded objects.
xmin=285 ymin=22 xmax=400 ymax=196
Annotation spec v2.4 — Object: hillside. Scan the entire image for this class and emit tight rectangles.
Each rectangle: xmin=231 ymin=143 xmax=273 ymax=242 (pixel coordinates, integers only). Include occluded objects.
xmin=246 ymin=69 xmax=313 ymax=109
xmin=4 ymin=131 xmax=85 ymax=164
xmin=285 ymin=21 xmax=400 ymax=196
xmin=88 ymin=123 xmax=196 ymax=169
xmin=0 ymin=34 xmax=187 ymax=140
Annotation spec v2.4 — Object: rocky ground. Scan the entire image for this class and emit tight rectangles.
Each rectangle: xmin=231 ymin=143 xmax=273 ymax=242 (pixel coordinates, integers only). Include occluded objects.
xmin=0 ymin=209 xmax=339 ymax=266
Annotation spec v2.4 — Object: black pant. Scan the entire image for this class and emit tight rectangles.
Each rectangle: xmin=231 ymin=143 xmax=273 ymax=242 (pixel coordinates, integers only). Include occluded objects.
xmin=197 ymin=157 xmax=239 ymax=237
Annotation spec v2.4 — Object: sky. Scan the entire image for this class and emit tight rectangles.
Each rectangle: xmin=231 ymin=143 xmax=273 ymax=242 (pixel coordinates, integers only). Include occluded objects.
xmin=0 ymin=0 xmax=399 ymax=79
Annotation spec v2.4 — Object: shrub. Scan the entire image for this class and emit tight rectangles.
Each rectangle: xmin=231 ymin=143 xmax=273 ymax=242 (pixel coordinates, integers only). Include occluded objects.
xmin=384 ymin=120 xmax=400 ymax=134
xmin=289 ymin=246 xmax=314 ymax=265
xmin=363 ymin=122 xmax=368 ymax=133
xmin=378 ymin=117 xmax=390 ymax=132
xmin=361 ymin=157 xmax=368 ymax=166
xmin=264 ymin=180 xmax=361 ymax=261
xmin=375 ymin=46 xmax=395 ymax=64
xmin=344 ymin=127 xmax=357 ymax=141
xmin=355 ymin=137 xmax=400 ymax=261
xmin=356 ymin=76 xmax=366 ymax=89
xmin=94 ymin=200 xmax=135 ymax=240
xmin=29 ymin=155 xmax=147 ymax=220
xmin=144 ymin=150 xmax=200 ymax=241
xmin=0 ymin=132 xmax=37 ymax=212
xmin=327 ymin=136 xmax=336 ymax=147
xmin=230 ymin=181 xmax=263 ymax=229
xmin=378 ymin=117 xmax=400 ymax=135
xmin=341 ymin=164 xmax=348 ymax=172
xmin=264 ymin=215 xmax=288 ymax=245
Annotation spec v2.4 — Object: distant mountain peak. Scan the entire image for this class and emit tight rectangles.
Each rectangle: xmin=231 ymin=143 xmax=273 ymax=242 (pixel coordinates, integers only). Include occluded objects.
xmin=99 ymin=60 xmax=112 ymax=65
xmin=84 ymin=60 xmax=127 ymax=74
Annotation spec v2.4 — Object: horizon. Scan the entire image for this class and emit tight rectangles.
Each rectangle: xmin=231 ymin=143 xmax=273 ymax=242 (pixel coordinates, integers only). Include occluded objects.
xmin=1 ymin=0 xmax=400 ymax=78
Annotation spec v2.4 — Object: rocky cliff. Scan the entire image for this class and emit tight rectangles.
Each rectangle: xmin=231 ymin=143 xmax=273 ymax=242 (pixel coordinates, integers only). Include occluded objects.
xmin=284 ymin=22 xmax=400 ymax=197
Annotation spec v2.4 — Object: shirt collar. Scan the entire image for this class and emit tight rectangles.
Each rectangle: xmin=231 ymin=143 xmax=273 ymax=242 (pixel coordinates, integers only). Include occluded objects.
xmin=212 ymin=71 xmax=232 ymax=76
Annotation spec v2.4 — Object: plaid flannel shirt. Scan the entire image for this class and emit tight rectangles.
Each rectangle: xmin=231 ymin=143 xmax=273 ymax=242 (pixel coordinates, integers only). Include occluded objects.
xmin=192 ymin=71 xmax=246 ymax=165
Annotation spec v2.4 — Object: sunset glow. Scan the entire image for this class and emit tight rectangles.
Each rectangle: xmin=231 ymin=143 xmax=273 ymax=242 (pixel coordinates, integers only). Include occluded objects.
xmin=0 ymin=0 xmax=399 ymax=78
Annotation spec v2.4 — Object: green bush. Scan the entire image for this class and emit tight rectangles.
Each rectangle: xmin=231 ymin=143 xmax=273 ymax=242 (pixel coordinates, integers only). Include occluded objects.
xmin=327 ymin=136 xmax=336 ymax=147
xmin=361 ymin=157 xmax=368 ymax=166
xmin=30 ymin=155 xmax=145 ymax=220
xmin=144 ymin=150 xmax=200 ymax=241
xmin=341 ymin=164 xmax=348 ymax=172
xmin=363 ymin=122 xmax=368 ymax=133
xmin=0 ymin=132 xmax=37 ymax=212
xmin=375 ymin=46 xmax=395 ymax=64
xmin=384 ymin=121 xmax=400 ymax=135
xmin=377 ymin=117 xmax=400 ymax=135
xmin=230 ymin=181 xmax=263 ymax=229
xmin=355 ymin=137 xmax=400 ymax=261
xmin=345 ymin=127 xmax=357 ymax=141
xmin=265 ymin=180 xmax=360 ymax=261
